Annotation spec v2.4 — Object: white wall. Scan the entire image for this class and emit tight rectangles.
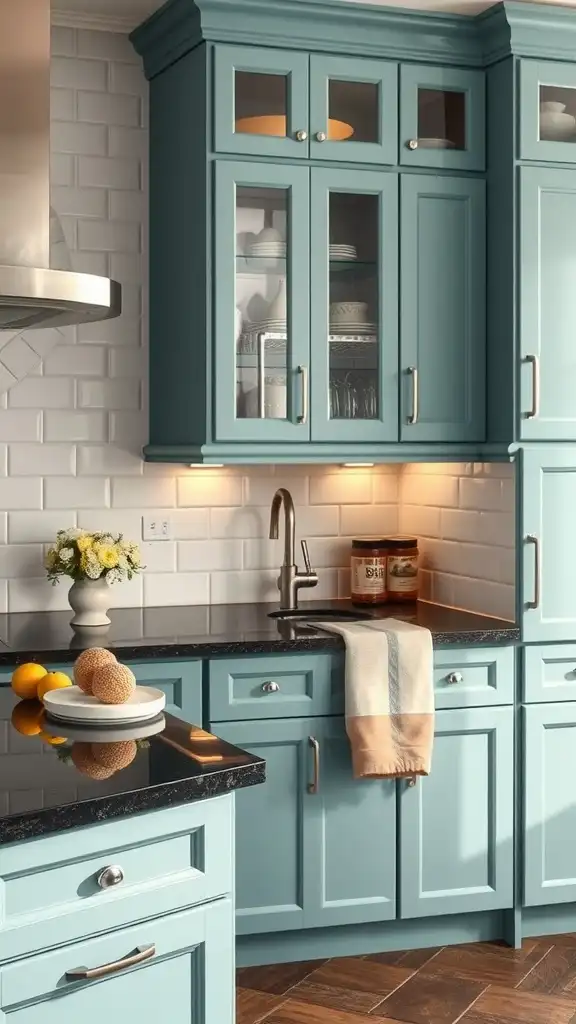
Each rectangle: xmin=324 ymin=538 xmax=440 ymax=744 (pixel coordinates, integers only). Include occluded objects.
xmin=0 ymin=28 xmax=515 ymax=619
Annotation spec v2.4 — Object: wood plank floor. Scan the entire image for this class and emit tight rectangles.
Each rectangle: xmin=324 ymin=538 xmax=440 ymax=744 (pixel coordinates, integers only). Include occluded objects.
xmin=237 ymin=935 xmax=576 ymax=1024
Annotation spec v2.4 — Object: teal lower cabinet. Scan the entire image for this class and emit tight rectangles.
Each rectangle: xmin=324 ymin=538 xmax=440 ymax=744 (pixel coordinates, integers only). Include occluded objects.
xmin=216 ymin=716 xmax=396 ymax=934
xmin=400 ymin=706 xmax=514 ymax=918
xmin=523 ymin=702 xmax=576 ymax=907
xmin=0 ymin=899 xmax=232 ymax=1024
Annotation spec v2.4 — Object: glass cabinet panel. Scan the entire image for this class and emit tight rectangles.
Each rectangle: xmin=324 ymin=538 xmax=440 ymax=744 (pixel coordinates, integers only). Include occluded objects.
xmin=309 ymin=56 xmax=398 ymax=165
xmin=310 ymin=168 xmax=398 ymax=442
xmin=401 ymin=66 xmax=485 ymax=172
xmin=214 ymin=161 xmax=310 ymax=442
xmin=214 ymin=46 xmax=309 ymax=158
xmin=520 ymin=61 xmax=576 ymax=162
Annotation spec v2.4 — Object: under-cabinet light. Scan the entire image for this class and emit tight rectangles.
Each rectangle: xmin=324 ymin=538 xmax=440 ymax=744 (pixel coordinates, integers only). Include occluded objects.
xmin=341 ymin=462 xmax=375 ymax=468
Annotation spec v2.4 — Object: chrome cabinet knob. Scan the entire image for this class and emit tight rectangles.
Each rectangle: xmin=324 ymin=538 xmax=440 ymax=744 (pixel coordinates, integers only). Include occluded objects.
xmin=295 ymin=129 xmax=308 ymax=142
xmin=262 ymin=681 xmax=280 ymax=693
xmin=446 ymin=672 xmax=463 ymax=685
xmin=408 ymin=139 xmax=419 ymax=150
xmin=407 ymin=776 xmax=417 ymax=788
xmin=97 ymin=864 xmax=124 ymax=889
xmin=315 ymin=131 xmax=327 ymax=142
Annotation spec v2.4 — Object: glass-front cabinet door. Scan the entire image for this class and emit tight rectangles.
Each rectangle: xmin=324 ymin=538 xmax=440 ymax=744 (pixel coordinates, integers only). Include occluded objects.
xmin=400 ymin=66 xmax=485 ymax=171
xmin=310 ymin=168 xmax=398 ymax=442
xmin=214 ymin=161 xmax=310 ymax=442
xmin=214 ymin=45 xmax=309 ymax=158
xmin=520 ymin=60 xmax=576 ymax=163
xmin=309 ymin=56 xmax=397 ymax=165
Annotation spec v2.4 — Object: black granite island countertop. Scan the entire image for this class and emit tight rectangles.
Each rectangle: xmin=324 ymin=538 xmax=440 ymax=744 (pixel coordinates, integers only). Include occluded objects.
xmin=0 ymin=601 xmax=518 ymax=666
xmin=0 ymin=690 xmax=265 ymax=844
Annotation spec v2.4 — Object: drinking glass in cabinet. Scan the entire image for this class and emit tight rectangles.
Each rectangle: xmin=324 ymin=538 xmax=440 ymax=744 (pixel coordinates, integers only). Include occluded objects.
xmin=327 ymin=192 xmax=379 ymax=420
xmin=235 ymin=185 xmax=289 ymax=420
xmin=234 ymin=71 xmax=290 ymax=138
xmin=539 ymin=85 xmax=576 ymax=142
xmin=326 ymin=79 xmax=378 ymax=144
xmin=415 ymin=88 xmax=465 ymax=151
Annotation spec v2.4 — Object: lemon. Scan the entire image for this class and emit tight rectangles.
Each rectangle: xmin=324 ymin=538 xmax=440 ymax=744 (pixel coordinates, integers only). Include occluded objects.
xmin=37 ymin=671 xmax=73 ymax=702
xmin=10 ymin=700 xmax=43 ymax=736
xmin=11 ymin=663 xmax=47 ymax=700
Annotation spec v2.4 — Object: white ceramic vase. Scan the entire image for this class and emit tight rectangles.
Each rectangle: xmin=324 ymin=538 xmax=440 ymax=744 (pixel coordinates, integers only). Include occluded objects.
xmin=68 ymin=578 xmax=111 ymax=627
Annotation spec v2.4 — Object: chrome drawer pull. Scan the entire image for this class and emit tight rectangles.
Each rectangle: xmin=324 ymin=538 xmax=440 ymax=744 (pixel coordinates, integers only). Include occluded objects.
xmin=262 ymin=681 xmax=280 ymax=693
xmin=308 ymin=736 xmax=320 ymax=794
xmin=407 ymin=366 xmax=418 ymax=424
xmin=97 ymin=864 xmax=124 ymax=889
xmin=66 ymin=943 xmax=155 ymax=981
xmin=297 ymin=364 xmax=308 ymax=424
xmin=524 ymin=354 xmax=540 ymax=419
xmin=446 ymin=672 xmax=463 ymax=685
xmin=526 ymin=534 xmax=540 ymax=610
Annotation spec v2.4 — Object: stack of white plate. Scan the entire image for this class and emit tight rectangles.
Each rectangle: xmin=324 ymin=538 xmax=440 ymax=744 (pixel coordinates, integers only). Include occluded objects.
xmin=329 ymin=323 xmax=377 ymax=337
xmin=248 ymin=241 xmax=286 ymax=258
xmin=329 ymin=244 xmax=357 ymax=261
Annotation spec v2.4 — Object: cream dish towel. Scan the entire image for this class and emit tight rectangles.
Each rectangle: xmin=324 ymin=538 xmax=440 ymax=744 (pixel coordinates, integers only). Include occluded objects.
xmin=316 ymin=619 xmax=434 ymax=779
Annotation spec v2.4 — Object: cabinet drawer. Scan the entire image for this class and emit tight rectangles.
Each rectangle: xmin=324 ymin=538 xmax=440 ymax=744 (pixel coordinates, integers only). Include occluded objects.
xmin=208 ymin=654 xmax=343 ymax=721
xmin=0 ymin=898 xmax=232 ymax=1018
xmin=523 ymin=645 xmax=576 ymax=702
xmin=0 ymin=796 xmax=233 ymax=962
xmin=433 ymin=647 xmax=514 ymax=709
xmin=0 ymin=659 xmax=202 ymax=724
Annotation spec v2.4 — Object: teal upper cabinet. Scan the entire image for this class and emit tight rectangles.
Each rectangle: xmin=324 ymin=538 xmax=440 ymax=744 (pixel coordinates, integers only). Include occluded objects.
xmin=214 ymin=160 xmax=311 ymax=443
xmin=519 ymin=167 xmax=576 ymax=440
xmin=520 ymin=60 xmax=576 ymax=164
xmin=523 ymin=703 xmax=576 ymax=907
xmin=310 ymin=167 xmax=398 ymax=443
xmin=214 ymin=45 xmax=310 ymax=159
xmin=401 ymin=175 xmax=486 ymax=443
xmin=216 ymin=716 xmax=395 ymax=934
xmin=522 ymin=449 xmax=576 ymax=643
xmin=400 ymin=706 xmax=514 ymax=919
xmin=309 ymin=55 xmax=398 ymax=165
xmin=213 ymin=46 xmax=398 ymax=165
xmin=400 ymin=66 xmax=485 ymax=171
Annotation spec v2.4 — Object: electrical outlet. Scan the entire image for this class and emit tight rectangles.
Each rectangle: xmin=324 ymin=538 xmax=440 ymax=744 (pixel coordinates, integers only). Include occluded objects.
xmin=142 ymin=515 xmax=172 ymax=541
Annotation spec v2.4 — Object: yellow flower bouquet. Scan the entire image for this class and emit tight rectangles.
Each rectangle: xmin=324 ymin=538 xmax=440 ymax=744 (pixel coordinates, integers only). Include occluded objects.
xmin=45 ymin=529 xmax=143 ymax=585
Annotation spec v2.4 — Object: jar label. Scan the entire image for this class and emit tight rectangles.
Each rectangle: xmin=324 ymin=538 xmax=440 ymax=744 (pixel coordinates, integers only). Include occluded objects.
xmin=351 ymin=555 xmax=387 ymax=596
xmin=387 ymin=554 xmax=418 ymax=593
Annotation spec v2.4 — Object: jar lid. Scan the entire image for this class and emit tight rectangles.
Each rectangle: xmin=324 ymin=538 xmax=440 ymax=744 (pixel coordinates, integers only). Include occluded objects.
xmin=385 ymin=536 xmax=417 ymax=549
xmin=352 ymin=537 xmax=387 ymax=549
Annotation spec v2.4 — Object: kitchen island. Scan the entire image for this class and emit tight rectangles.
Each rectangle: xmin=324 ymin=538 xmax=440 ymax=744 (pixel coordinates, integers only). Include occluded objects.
xmin=0 ymin=690 xmax=264 ymax=1022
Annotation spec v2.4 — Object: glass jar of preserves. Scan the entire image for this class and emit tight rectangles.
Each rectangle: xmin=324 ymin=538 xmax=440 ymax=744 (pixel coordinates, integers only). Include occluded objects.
xmin=385 ymin=536 xmax=419 ymax=602
xmin=350 ymin=538 xmax=388 ymax=605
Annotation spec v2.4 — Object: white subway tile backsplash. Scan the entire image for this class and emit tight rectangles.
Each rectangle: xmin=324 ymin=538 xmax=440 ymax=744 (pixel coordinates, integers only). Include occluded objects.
xmin=9 ymin=576 xmax=71 ymax=613
xmin=210 ymin=507 xmax=268 ymax=539
xmin=108 ymin=347 xmax=145 ymax=378
xmin=141 ymin=541 xmax=177 ymax=573
xmin=243 ymin=472 xmax=305 ymax=507
xmin=43 ymin=345 xmax=107 ymax=377
xmin=459 ymin=477 xmax=505 ymax=512
xmin=8 ymin=378 xmax=74 ymax=410
xmin=9 ymin=444 xmax=75 ymax=477
xmin=108 ymin=125 xmax=147 ymax=159
xmin=77 ymin=444 xmax=142 ymax=476
xmin=78 ymin=219 xmax=140 ymax=252
xmin=112 ymin=477 xmax=176 ymax=509
xmin=109 ymin=61 xmax=146 ymax=95
xmin=340 ymin=504 xmax=398 ymax=536
xmin=143 ymin=572 xmax=209 ymax=607
xmin=77 ymin=29 xmax=140 ymax=63
xmin=170 ymin=510 xmax=210 ymax=540
xmin=178 ymin=540 xmax=243 ymax=573
xmin=210 ymin=569 xmax=276 ymax=605
xmin=52 ymin=185 xmax=107 ymax=218
xmin=309 ymin=471 xmax=372 ymax=505
xmin=44 ymin=411 xmax=107 ymax=442
xmin=9 ymin=512 xmax=76 ymax=545
xmin=109 ymin=189 xmax=147 ymax=223
xmin=50 ymin=153 xmax=74 ymax=186
xmin=51 ymin=120 xmax=107 ymax=155
xmin=77 ymin=509 xmax=142 ymax=538
xmin=178 ymin=474 xmax=243 ymax=509
xmin=44 ymin=477 xmax=110 ymax=510
xmin=0 ymin=338 xmax=41 ymax=380
xmin=51 ymin=26 xmax=76 ymax=57
xmin=0 ymin=546 xmax=44 ymax=578
xmin=51 ymin=87 xmax=75 ymax=120
xmin=0 ymin=480 xmax=42 ymax=511
xmin=51 ymin=56 xmax=107 ymax=91
xmin=78 ymin=90 xmax=141 ymax=126
xmin=79 ymin=155 xmax=140 ymax=190
xmin=78 ymin=379 xmax=140 ymax=410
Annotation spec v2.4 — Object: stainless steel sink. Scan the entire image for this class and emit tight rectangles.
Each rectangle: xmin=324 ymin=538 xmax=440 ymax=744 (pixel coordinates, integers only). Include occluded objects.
xmin=268 ymin=608 xmax=373 ymax=622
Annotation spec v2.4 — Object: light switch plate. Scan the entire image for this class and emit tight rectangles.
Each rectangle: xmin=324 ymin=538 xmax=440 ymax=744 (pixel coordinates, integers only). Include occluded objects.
xmin=142 ymin=515 xmax=172 ymax=541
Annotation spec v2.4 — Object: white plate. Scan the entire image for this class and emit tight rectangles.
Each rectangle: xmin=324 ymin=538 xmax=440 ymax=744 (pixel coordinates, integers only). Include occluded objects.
xmin=42 ymin=714 xmax=166 ymax=743
xmin=416 ymin=137 xmax=457 ymax=149
xmin=43 ymin=685 xmax=166 ymax=724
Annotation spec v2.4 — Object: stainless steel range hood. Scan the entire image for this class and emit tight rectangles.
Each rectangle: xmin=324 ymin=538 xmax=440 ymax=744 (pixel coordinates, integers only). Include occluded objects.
xmin=0 ymin=0 xmax=121 ymax=329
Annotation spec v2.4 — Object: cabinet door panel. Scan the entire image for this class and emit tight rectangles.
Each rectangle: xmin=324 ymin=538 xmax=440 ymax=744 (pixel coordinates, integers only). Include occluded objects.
xmin=214 ymin=718 xmax=308 ymax=935
xmin=524 ymin=704 xmax=576 ymax=906
xmin=520 ymin=167 xmax=576 ymax=439
xmin=400 ymin=707 xmax=513 ymax=918
xmin=310 ymin=167 xmax=398 ymax=442
xmin=214 ymin=44 xmax=309 ymax=159
xmin=522 ymin=449 xmax=576 ymax=642
xmin=520 ymin=60 xmax=576 ymax=164
xmin=0 ymin=900 xmax=233 ymax=1024
xmin=304 ymin=717 xmax=396 ymax=927
xmin=400 ymin=65 xmax=485 ymax=171
xmin=401 ymin=175 xmax=485 ymax=442
xmin=214 ymin=160 xmax=310 ymax=442
xmin=309 ymin=55 xmax=397 ymax=165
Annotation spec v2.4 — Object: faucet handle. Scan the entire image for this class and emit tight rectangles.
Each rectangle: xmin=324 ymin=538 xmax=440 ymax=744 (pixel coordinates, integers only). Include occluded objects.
xmin=301 ymin=539 xmax=313 ymax=574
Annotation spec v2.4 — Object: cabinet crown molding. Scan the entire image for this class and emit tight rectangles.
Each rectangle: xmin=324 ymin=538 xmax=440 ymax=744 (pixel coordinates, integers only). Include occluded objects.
xmin=130 ymin=0 xmax=576 ymax=80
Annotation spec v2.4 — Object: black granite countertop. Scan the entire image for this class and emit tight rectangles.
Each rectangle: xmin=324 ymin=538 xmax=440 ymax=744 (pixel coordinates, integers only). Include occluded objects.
xmin=0 ymin=601 xmax=519 ymax=666
xmin=0 ymin=693 xmax=265 ymax=844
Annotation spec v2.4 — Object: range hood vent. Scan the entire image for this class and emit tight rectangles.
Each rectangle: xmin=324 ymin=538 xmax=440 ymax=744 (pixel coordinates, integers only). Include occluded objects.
xmin=0 ymin=0 xmax=121 ymax=330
